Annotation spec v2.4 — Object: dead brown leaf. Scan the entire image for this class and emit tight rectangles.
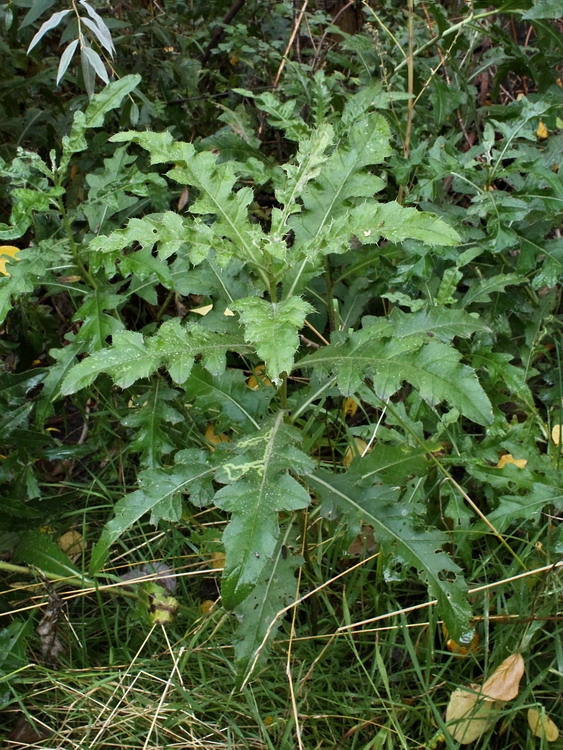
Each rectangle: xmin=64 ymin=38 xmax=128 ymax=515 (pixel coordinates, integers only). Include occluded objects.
xmin=482 ymin=653 xmax=525 ymax=701
xmin=528 ymin=708 xmax=559 ymax=741
xmin=445 ymin=685 xmax=499 ymax=744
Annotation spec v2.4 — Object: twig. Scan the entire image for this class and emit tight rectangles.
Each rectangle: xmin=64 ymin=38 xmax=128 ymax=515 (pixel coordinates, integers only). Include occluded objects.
xmin=199 ymin=0 xmax=246 ymax=66
xmin=273 ymin=0 xmax=309 ymax=89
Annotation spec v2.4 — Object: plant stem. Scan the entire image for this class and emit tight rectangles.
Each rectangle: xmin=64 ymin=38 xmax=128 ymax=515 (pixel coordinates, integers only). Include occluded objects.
xmin=156 ymin=289 xmax=175 ymax=321
xmin=56 ymin=198 xmax=97 ymax=289
xmin=0 ymin=560 xmax=96 ymax=589
xmin=323 ymin=257 xmax=336 ymax=333
xmin=397 ymin=0 xmax=415 ymax=205
xmin=404 ymin=0 xmax=415 ymax=160
xmin=279 ymin=372 xmax=288 ymax=411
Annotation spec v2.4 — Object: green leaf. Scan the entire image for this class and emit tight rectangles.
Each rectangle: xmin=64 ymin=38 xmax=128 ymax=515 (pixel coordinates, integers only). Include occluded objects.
xmin=435 ymin=267 xmax=463 ymax=305
xmin=484 ymin=482 xmax=563 ymax=531
xmin=355 ymin=443 xmax=429 ymax=484
xmin=14 ymin=530 xmax=91 ymax=583
xmin=88 ymin=212 xmax=194 ymax=274
xmin=472 ymin=350 xmax=534 ymax=407
xmin=461 ymin=273 xmax=524 ymax=307
xmin=0 ymin=185 xmax=64 ymax=240
xmin=110 ymin=131 xmax=268 ymax=273
xmin=357 ymin=201 xmax=461 ymax=245
xmin=213 ymin=413 xmax=313 ymax=608
xmin=121 ymin=382 xmax=183 ymax=468
xmin=56 ymin=38 xmax=79 ymax=85
xmin=388 ymin=307 xmax=490 ymax=342
xmin=61 ymin=75 xmax=141 ymax=169
xmin=0 ymin=620 xmax=33 ymax=677
xmin=35 ymin=339 xmax=86 ymax=424
xmin=0 ymin=403 xmax=34 ymax=438
xmin=84 ymin=147 xmax=167 ymax=232
xmin=290 ymin=112 xmax=392 ymax=244
xmin=306 ymin=470 xmax=473 ymax=643
xmin=90 ymin=450 xmax=214 ymax=572
xmin=298 ymin=328 xmax=493 ymax=426
xmin=523 ymin=0 xmax=563 ymax=19
xmin=61 ymin=320 xmax=249 ymax=393
xmin=187 ymin=365 xmax=274 ymax=430
xmin=273 ymin=123 xmax=334 ymax=225
xmin=73 ymin=289 xmax=125 ymax=351
xmin=234 ymin=534 xmax=302 ymax=673
xmin=254 ymin=92 xmax=310 ymax=141
xmin=21 ymin=0 xmax=58 ymax=28
xmin=27 ymin=9 xmax=71 ymax=53
xmin=233 ymin=296 xmax=314 ymax=385
xmin=62 ymin=329 xmax=155 ymax=392
xmin=0 ymin=240 xmax=62 ymax=323
xmin=468 ymin=464 xmax=563 ymax=532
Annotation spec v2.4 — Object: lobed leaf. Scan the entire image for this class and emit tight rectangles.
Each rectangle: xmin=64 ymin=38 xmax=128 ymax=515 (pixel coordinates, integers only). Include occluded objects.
xmin=298 ymin=328 xmax=493 ymax=426
xmin=233 ymin=296 xmax=314 ymax=385
xmin=90 ymin=451 xmax=214 ymax=572
xmin=213 ymin=413 xmax=313 ymax=608
xmin=61 ymin=320 xmax=250 ymax=393
xmin=307 ymin=470 xmax=473 ymax=642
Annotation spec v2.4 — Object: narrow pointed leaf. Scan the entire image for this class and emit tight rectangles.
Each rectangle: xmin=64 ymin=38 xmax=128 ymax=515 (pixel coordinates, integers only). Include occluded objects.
xmin=27 ymin=9 xmax=71 ymax=53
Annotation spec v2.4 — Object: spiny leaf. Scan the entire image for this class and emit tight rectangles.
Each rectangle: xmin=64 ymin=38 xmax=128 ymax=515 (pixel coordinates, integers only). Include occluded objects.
xmin=273 ymin=123 xmax=334 ymax=226
xmin=213 ymin=412 xmax=314 ymax=608
xmin=121 ymin=382 xmax=183 ymax=468
xmin=15 ymin=530 xmax=92 ymax=584
xmin=88 ymin=212 xmax=201 ymax=274
xmin=61 ymin=320 xmax=250 ymax=393
xmin=388 ymin=307 xmax=490 ymax=342
xmin=298 ymin=328 xmax=493 ymax=426
xmin=110 ymin=131 xmax=268 ymax=271
xmin=234 ymin=533 xmax=302 ymax=674
xmin=90 ymin=450 xmax=214 ymax=572
xmin=290 ymin=112 xmax=391 ymax=244
xmin=307 ymin=470 xmax=472 ymax=642
xmin=186 ymin=365 xmax=274 ymax=430
xmin=73 ymin=289 xmax=125 ymax=351
xmin=233 ymin=296 xmax=314 ymax=385
xmin=61 ymin=75 xmax=141 ymax=167
xmin=461 ymin=273 xmax=524 ymax=307
xmin=0 ymin=241 xmax=62 ymax=324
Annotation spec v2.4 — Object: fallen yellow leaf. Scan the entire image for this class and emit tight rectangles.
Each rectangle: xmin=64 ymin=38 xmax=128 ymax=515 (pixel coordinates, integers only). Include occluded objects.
xmin=204 ymin=424 xmax=231 ymax=452
xmin=210 ymin=551 xmax=225 ymax=570
xmin=0 ymin=245 xmax=20 ymax=276
xmin=445 ymin=685 xmax=499 ymax=744
xmin=189 ymin=304 xmax=213 ymax=316
xmin=527 ymin=707 xmax=559 ymax=741
xmin=536 ymin=120 xmax=549 ymax=139
xmin=342 ymin=437 xmax=369 ymax=467
xmin=246 ymin=365 xmax=273 ymax=390
xmin=496 ymin=454 xmax=527 ymax=469
xmin=200 ymin=599 xmax=217 ymax=614
xmin=551 ymin=424 xmax=561 ymax=446
xmin=482 ymin=653 xmax=525 ymax=702
xmin=342 ymin=397 xmax=358 ymax=417
xmin=57 ymin=530 xmax=86 ymax=563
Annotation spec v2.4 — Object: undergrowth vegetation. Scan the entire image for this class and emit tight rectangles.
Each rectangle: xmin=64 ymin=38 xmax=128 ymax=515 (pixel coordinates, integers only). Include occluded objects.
xmin=0 ymin=0 xmax=562 ymax=747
